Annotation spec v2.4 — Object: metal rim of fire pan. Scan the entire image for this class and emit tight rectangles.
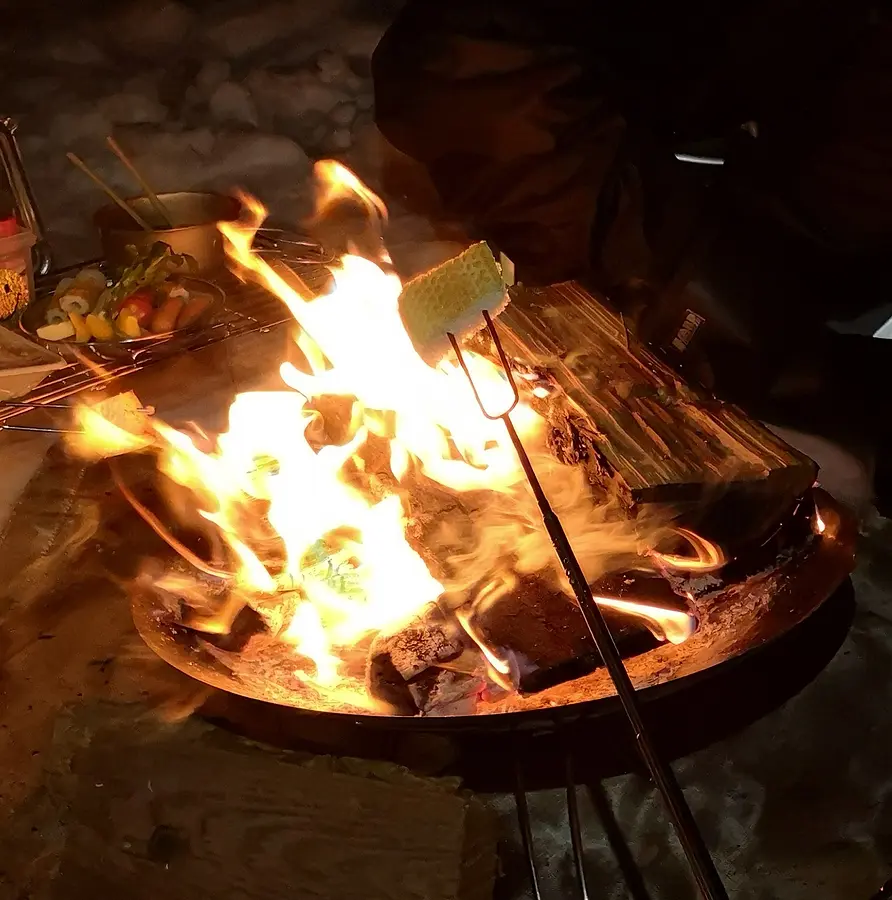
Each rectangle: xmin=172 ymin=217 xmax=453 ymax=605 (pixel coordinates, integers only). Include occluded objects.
xmin=131 ymin=489 xmax=856 ymax=734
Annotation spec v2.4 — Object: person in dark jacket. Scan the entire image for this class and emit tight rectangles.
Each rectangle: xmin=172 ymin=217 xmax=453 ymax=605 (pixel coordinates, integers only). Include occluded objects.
xmin=371 ymin=0 xmax=892 ymax=467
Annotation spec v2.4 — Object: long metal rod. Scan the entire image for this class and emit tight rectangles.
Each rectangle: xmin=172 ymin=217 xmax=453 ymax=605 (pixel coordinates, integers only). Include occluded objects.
xmin=514 ymin=756 xmax=544 ymax=900
xmin=450 ymin=313 xmax=729 ymax=900
xmin=501 ymin=411 xmax=728 ymax=899
xmin=565 ymin=753 xmax=591 ymax=900
xmin=587 ymin=782 xmax=655 ymax=900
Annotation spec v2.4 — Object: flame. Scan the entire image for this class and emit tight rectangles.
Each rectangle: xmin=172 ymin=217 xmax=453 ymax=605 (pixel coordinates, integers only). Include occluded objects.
xmin=649 ymin=527 xmax=725 ymax=573
xmin=590 ymin=595 xmax=696 ymax=645
xmin=70 ymin=404 xmax=153 ymax=459
xmin=71 ymin=161 xmax=710 ymax=705
xmin=457 ymin=571 xmax=696 ymax=694
xmin=284 ymin=602 xmax=341 ymax=687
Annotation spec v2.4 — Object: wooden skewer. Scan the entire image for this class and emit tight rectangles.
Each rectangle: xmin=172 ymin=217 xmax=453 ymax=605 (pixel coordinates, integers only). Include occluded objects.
xmin=66 ymin=152 xmax=153 ymax=231
xmin=106 ymin=136 xmax=174 ymax=228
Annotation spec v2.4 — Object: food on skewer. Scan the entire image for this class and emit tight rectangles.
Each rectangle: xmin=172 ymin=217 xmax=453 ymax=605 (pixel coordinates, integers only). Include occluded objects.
xmin=397 ymin=241 xmax=508 ymax=364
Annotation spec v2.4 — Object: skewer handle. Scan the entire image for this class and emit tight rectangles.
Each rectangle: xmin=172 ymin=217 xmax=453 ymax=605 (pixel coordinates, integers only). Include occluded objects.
xmin=449 ymin=309 xmax=730 ymax=900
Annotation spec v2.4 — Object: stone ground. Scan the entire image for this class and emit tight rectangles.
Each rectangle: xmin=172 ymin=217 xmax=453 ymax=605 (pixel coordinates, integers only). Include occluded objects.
xmin=1 ymin=1 xmax=891 ymax=898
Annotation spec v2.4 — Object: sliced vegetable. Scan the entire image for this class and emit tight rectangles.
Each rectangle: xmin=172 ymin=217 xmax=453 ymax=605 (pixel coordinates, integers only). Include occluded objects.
xmin=97 ymin=242 xmax=195 ymax=315
xmin=52 ymin=277 xmax=74 ymax=303
xmin=116 ymin=309 xmax=142 ymax=339
xmin=68 ymin=311 xmax=91 ymax=343
xmin=78 ymin=268 xmax=107 ymax=290
xmin=45 ymin=304 xmax=68 ymax=325
xmin=176 ymin=291 xmax=214 ymax=329
xmin=150 ymin=294 xmax=185 ymax=334
xmin=37 ymin=320 xmax=76 ymax=341
xmin=59 ymin=268 xmax=107 ymax=314
xmin=86 ymin=313 xmax=115 ymax=341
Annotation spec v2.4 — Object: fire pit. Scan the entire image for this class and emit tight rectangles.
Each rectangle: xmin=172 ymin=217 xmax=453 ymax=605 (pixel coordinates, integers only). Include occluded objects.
xmin=38 ymin=161 xmax=863 ymax=900
xmin=51 ymin=163 xmax=853 ymax=752
xmin=130 ymin=487 xmax=853 ymax=730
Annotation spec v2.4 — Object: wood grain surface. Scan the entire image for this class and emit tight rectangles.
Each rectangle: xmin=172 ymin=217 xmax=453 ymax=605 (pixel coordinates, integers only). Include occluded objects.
xmin=500 ymin=281 xmax=817 ymax=506
xmin=2 ymin=706 xmax=496 ymax=900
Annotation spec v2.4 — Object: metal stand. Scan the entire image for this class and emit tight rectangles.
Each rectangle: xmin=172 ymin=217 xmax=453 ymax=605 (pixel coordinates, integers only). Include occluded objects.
xmin=514 ymin=745 xmax=656 ymax=900
xmin=450 ymin=312 xmax=729 ymax=900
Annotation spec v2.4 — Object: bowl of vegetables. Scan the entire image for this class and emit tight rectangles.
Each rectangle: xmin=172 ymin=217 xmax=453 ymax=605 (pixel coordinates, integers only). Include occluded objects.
xmin=20 ymin=242 xmax=224 ymax=361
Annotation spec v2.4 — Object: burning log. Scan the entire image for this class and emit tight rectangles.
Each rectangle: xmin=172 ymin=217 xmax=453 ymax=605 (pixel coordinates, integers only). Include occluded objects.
xmin=468 ymin=575 xmax=685 ymax=694
xmin=499 ymin=282 xmax=818 ymax=551
xmin=408 ymin=669 xmax=487 ymax=717
xmin=368 ymin=603 xmax=466 ymax=681
xmin=366 ymin=603 xmax=468 ymax=714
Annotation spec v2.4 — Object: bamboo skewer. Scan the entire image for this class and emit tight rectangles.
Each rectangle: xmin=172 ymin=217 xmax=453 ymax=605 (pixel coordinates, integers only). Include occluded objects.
xmin=66 ymin=152 xmax=152 ymax=231
xmin=106 ymin=136 xmax=174 ymax=228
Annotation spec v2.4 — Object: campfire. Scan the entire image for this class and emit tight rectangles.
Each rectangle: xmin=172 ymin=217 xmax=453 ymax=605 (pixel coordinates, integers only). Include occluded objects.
xmin=67 ymin=162 xmax=844 ymax=719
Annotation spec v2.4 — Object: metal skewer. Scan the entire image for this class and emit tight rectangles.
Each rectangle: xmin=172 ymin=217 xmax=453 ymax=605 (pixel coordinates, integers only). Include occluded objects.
xmin=66 ymin=152 xmax=153 ymax=231
xmin=449 ymin=310 xmax=729 ymax=900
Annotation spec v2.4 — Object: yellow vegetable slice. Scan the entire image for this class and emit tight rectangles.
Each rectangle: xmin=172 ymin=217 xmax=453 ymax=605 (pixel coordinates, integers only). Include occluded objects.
xmin=68 ymin=311 xmax=92 ymax=343
xmin=117 ymin=310 xmax=142 ymax=339
xmin=85 ymin=313 xmax=114 ymax=341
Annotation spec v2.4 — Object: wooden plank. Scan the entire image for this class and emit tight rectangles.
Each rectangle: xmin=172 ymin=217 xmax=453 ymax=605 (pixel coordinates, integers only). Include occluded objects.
xmin=499 ymin=281 xmax=817 ymax=509
xmin=3 ymin=705 xmax=497 ymax=900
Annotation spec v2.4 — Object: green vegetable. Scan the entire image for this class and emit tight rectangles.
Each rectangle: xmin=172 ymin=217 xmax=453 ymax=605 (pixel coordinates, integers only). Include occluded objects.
xmin=94 ymin=242 xmax=197 ymax=315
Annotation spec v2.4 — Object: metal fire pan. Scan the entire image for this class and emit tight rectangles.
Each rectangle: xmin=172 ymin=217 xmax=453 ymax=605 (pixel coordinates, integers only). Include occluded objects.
xmin=132 ymin=489 xmax=856 ymax=739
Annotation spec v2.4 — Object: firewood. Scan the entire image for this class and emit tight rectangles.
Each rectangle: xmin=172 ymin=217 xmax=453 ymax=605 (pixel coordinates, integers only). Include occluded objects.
xmin=499 ymin=281 xmax=818 ymax=550
xmin=369 ymin=603 xmax=466 ymax=681
xmin=8 ymin=705 xmax=498 ymax=900
xmin=471 ymin=575 xmax=676 ymax=694
xmin=409 ymin=668 xmax=486 ymax=716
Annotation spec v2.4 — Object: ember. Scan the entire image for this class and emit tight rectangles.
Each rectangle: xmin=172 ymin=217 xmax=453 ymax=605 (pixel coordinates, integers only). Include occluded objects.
xmin=69 ymin=162 xmax=729 ymax=715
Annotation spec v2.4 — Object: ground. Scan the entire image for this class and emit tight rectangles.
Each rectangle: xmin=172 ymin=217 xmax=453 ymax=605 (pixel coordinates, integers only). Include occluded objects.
xmin=1 ymin=1 xmax=891 ymax=898
xmin=1 ymin=0 xmax=406 ymax=267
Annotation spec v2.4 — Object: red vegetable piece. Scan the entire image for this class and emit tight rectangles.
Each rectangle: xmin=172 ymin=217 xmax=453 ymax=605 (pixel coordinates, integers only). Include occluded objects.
xmin=116 ymin=288 xmax=155 ymax=324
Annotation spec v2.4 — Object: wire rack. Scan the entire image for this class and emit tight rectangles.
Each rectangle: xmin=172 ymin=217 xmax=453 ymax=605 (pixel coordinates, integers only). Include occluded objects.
xmin=1 ymin=236 xmax=888 ymax=900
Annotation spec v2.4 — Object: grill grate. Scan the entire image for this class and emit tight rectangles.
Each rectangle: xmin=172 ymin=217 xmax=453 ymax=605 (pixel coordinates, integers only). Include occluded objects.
xmin=0 ymin=235 xmax=330 ymax=432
